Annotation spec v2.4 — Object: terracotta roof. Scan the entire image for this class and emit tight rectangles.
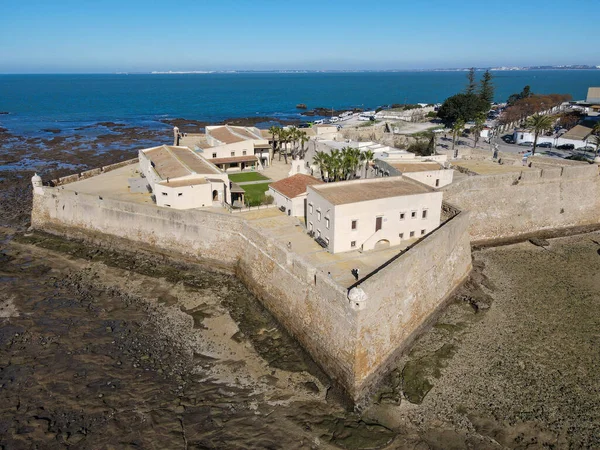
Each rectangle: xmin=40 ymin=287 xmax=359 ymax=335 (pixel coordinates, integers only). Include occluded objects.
xmin=309 ymin=177 xmax=431 ymax=205
xmin=389 ymin=162 xmax=442 ymax=173
xmin=158 ymin=178 xmax=208 ymax=188
xmin=209 ymin=155 xmax=259 ymax=165
xmin=269 ymin=174 xmax=324 ymax=199
xmin=209 ymin=127 xmax=246 ymax=144
xmin=143 ymin=145 xmax=220 ymax=179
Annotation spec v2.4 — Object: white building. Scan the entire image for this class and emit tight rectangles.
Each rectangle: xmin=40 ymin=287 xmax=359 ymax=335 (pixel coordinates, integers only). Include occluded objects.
xmin=267 ymin=174 xmax=324 ymax=217
xmin=178 ymin=125 xmax=271 ymax=172
xmin=513 ymin=124 xmax=593 ymax=149
xmin=139 ymin=145 xmax=231 ymax=209
xmin=370 ymin=160 xmax=454 ymax=188
xmin=306 ymin=177 xmax=442 ymax=254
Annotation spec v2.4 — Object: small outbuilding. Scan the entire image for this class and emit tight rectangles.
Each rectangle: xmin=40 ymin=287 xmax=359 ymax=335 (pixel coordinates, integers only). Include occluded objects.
xmin=267 ymin=174 xmax=324 ymax=217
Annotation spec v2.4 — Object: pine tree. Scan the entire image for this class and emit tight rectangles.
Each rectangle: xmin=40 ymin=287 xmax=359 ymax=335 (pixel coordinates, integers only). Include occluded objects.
xmin=479 ymin=70 xmax=494 ymax=104
xmin=465 ymin=67 xmax=477 ymax=95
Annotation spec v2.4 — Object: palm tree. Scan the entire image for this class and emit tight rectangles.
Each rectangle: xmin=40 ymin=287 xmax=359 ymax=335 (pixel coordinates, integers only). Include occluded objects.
xmin=472 ymin=112 xmax=486 ymax=148
xmin=360 ymin=149 xmax=375 ymax=179
xmin=525 ymin=113 xmax=554 ymax=156
xmin=312 ymin=151 xmax=328 ymax=181
xmin=268 ymin=125 xmax=281 ymax=164
xmin=452 ymin=118 xmax=465 ymax=158
xmin=297 ymin=131 xmax=309 ymax=159
xmin=279 ymin=128 xmax=290 ymax=163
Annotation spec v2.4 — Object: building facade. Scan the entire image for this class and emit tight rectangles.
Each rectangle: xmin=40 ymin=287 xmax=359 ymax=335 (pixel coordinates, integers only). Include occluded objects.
xmin=139 ymin=145 xmax=230 ymax=209
xmin=268 ymin=174 xmax=324 ymax=217
xmin=306 ymin=177 xmax=443 ymax=253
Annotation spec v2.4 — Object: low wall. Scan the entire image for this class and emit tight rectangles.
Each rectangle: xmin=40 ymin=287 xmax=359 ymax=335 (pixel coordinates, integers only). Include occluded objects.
xmin=51 ymin=158 xmax=139 ymax=186
xmin=443 ymin=163 xmax=600 ymax=242
xmin=32 ymin=188 xmax=244 ymax=266
xmin=352 ymin=211 xmax=472 ymax=395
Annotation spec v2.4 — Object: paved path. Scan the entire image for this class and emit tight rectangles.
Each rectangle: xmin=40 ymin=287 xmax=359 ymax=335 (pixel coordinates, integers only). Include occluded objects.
xmin=236 ymin=179 xmax=273 ymax=186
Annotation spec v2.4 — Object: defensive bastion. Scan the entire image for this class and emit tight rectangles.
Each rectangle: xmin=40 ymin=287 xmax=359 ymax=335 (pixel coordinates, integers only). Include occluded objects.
xmin=30 ymin=151 xmax=600 ymax=402
xmin=30 ymin=160 xmax=472 ymax=402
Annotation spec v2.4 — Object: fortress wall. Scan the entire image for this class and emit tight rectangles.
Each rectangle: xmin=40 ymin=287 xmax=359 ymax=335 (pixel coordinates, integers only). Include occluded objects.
xmin=352 ymin=211 xmax=472 ymax=395
xmin=236 ymin=221 xmax=359 ymax=396
xmin=31 ymin=187 xmax=244 ymax=266
xmin=443 ymin=164 xmax=600 ymax=242
xmin=31 ymin=186 xmax=361 ymax=396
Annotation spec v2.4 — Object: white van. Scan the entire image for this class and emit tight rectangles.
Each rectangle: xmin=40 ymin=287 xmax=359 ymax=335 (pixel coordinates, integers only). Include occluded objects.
xmin=314 ymin=119 xmax=324 ymax=125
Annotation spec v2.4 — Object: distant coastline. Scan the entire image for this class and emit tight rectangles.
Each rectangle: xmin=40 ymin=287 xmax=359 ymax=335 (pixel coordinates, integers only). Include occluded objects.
xmin=147 ymin=65 xmax=600 ymax=75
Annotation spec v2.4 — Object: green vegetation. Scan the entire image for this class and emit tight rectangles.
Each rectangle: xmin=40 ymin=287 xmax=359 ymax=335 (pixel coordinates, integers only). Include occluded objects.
xmin=312 ymin=147 xmax=374 ymax=182
xmin=471 ymin=112 xmax=487 ymax=148
xmin=507 ymin=85 xmax=532 ymax=106
xmin=227 ymin=172 xmax=269 ymax=183
xmin=268 ymin=125 xmax=309 ymax=163
xmin=525 ymin=114 xmax=555 ymax=155
xmin=452 ymin=118 xmax=465 ymax=158
xmin=437 ymin=69 xmax=494 ymax=125
xmin=241 ymin=182 xmax=271 ymax=206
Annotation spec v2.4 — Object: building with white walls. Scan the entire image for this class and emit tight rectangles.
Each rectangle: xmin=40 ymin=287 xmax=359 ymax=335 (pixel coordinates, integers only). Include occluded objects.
xmin=139 ymin=145 xmax=231 ymax=209
xmin=306 ymin=177 xmax=442 ymax=253
xmin=177 ymin=125 xmax=271 ymax=172
xmin=267 ymin=174 xmax=324 ymax=217
xmin=370 ymin=160 xmax=454 ymax=188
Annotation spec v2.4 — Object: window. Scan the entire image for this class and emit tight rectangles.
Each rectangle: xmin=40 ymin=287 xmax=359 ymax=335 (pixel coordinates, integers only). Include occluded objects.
xmin=162 ymin=192 xmax=168 ymax=196
xmin=309 ymin=203 xmax=313 ymax=214
xmin=178 ymin=193 xmax=183 ymax=197
xmin=410 ymin=231 xmax=415 ymax=237
xmin=411 ymin=211 xmax=417 ymax=219
xmin=351 ymin=220 xmax=357 ymax=230
xmin=164 ymin=204 xmax=171 ymax=207
xmin=316 ymin=229 xmax=321 ymax=238
xmin=435 ymin=179 xmax=440 ymax=187
xmin=399 ymin=233 xmax=404 ymax=239
xmin=421 ymin=229 xmax=426 ymax=235
xmin=212 ymin=153 xmax=217 ymax=158
xmin=351 ymin=241 xmax=356 ymax=248
xmin=375 ymin=216 xmax=383 ymax=231
xmin=325 ymin=237 xmax=330 ymax=245
xmin=243 ymin=150 xmax=247 ymax=156
xmin=400 ymin=212 xmax=405 ymax=220
xmin=231 ymin=151 xmax=235 ymax=157
xmin=317 ymin=210 xmax=321 ymax=221
xmin=422 ymin=210 xmax=428 ymax=219
xmin=325 ymin=217 xmax=330 ymax=229
xmin=309 ymin=222 xmax=313 ymax=231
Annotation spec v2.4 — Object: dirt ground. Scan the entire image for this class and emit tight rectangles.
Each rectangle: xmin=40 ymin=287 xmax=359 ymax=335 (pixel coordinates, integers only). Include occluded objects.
xmin=2 ymin=228 xmax=600 ymax=449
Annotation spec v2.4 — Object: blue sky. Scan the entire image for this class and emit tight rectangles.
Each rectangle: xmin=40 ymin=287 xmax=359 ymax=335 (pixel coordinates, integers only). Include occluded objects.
xmin=0 ymin=0 xmax=597 ymax=73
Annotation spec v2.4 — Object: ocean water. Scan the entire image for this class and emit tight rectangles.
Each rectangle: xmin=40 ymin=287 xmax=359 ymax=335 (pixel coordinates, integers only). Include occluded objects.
xmin=1 ymin=71 xmax=599 ymax=135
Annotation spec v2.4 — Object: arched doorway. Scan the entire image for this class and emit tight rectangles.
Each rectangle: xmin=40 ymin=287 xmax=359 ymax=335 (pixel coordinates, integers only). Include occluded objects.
xmin=212 ymin=190 xmax=218 ymax=201
xmin=374 ymin=239 xmax=390 ymax=250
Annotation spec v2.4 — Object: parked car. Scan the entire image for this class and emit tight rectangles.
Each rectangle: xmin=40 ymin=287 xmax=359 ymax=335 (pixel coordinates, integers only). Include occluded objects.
xmin=556 ymin=144 xmax=575 ymax=150
xmin=537 ymin=142 xmax=552 ymax=148
xmin=518 ymin=141 xmax=533 ymax=146
xmin=577 ymin=146 xmax=596 ymax=152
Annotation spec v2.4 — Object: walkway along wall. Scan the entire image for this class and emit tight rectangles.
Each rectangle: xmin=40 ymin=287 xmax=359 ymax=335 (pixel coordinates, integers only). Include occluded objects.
xmin=31 ymin=185 xmax=472 ymax=401
xmin=442 ymin=163 xmax=600 ymax=242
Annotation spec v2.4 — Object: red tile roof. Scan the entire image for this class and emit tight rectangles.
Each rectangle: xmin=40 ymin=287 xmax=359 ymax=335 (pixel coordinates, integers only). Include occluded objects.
xmin=269 ymin=174 xmax=324 ymax=199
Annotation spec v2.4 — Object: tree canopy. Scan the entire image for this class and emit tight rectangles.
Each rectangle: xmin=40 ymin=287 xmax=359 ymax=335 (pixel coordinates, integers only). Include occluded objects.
xmin=437 ymin=93 xmax=490 ymax=125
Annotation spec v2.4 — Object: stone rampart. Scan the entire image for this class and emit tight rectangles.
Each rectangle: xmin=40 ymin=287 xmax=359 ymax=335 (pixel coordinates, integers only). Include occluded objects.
xmin=351 ymin=211 xmax=472 ymax=396
xmin=32 ymin=187 xmax=244 ymax=266
xmin=443 ymin=163 xmax=600 ymax=242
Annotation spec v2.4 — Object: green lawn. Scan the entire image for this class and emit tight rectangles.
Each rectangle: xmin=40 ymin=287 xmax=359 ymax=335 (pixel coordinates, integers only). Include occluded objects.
xmin=228 ymin=172 xmax=269 ymax=183
xmin=241 ymin=182 xmax=271 ymax=206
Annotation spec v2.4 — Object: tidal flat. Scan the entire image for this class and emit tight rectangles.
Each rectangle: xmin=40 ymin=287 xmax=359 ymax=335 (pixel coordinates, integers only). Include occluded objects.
xmin=1 ymin=227 xmax=599 ymax=449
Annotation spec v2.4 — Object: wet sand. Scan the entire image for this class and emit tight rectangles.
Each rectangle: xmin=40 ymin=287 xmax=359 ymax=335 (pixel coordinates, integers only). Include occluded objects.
xmin=2 ymin=227 xmax=600 ymax=448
